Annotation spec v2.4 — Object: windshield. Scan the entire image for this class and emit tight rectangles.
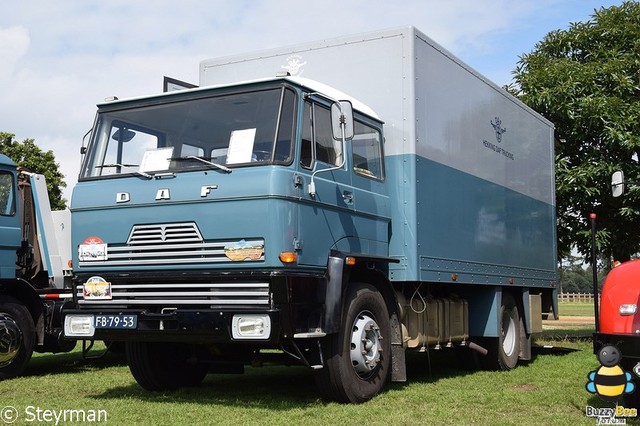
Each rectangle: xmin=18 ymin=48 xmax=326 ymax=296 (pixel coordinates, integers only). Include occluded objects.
xmin=81 ymin=87 xmax=296 ymax=179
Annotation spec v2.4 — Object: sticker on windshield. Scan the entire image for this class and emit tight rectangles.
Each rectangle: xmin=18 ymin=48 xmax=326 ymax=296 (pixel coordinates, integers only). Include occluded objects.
xmin=226 ymin=128 xmax=257 ymax=164
xmin=140 ymin=147 xmax=174 ymax=173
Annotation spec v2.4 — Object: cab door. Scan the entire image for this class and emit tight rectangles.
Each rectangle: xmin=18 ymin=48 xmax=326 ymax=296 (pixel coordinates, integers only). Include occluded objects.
xmin=296 ymin=100 xmax=355 ymax=266
xmin=349 ymin=119 xmax=390 ymax=258
xmin=0 ymin=160 xmax=20 ymax=279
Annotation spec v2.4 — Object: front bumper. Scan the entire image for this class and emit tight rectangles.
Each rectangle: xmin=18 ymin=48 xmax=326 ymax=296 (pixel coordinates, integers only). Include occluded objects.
xmin=64 ymin=308 xmax=280 ymax=344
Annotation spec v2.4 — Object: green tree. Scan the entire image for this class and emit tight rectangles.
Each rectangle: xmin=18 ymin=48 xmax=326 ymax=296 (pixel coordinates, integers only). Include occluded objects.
xmin=557 ymin=255 xmax=609 ymax=294
xmin=510 ymin=1 xmax=640 ymax=263
xmin=0 ymin=132 xmax=67 ymax=210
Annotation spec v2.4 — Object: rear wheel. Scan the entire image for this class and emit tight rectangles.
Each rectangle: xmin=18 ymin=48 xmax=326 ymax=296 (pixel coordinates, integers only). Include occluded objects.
xmin=314 ymin=283 xmax=391 ymax=403
xmin=126 ymin=342 xmax=209 ymax=391
xmin=482 ymin=293 xmax=521 ymax=370
xmin=0 ymin=296 xmax=35 ymax=379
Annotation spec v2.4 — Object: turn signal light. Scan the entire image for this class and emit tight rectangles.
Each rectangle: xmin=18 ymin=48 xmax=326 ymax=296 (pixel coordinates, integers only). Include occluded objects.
xmin=279 ymin=252 xmax=297 ymax=264
xmin=345 ymin=256 xmax=356 ymax=266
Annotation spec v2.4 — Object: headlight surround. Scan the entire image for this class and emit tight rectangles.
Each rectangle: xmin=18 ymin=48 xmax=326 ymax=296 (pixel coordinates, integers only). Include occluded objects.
xmin=64 ymin=315 xmax=95 ymax=337
xmin=231 ymin=315 xmax=271 ymax=340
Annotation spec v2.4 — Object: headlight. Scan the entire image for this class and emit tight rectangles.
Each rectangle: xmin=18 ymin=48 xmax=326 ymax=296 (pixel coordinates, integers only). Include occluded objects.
xmin=231 ymin=315 xmax=271 ymax=340
xmin=64 ymin=315 xmax=95 ymax=337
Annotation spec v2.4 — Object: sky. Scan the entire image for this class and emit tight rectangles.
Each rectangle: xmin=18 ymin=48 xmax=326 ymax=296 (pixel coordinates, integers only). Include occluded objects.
xmin=0 ymin=0 xmax=627 ymax=202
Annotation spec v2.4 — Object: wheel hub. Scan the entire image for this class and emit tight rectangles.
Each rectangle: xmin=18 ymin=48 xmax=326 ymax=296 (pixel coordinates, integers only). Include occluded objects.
xmin=0 ymin=314 xmax=22 ymax=367
xmin=501 ymin=312 xmax=517 ymax=357
xmin=349 ymin=313 xmax=382 ymax=375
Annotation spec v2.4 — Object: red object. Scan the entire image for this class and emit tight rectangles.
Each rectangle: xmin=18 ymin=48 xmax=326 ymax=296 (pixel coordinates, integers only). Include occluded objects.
xmin=44 ymin=293 xmax=61 ymax=299
xmin=590 ymin=213 xmax=597 ymax=219
xmin=599 ymin=259 xmax=640 ymax=334
xmin=82 ymin=236 xmax=105 ymax=245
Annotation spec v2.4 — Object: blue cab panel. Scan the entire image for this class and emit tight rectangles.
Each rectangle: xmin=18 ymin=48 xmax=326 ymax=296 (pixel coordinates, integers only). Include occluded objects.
xmin=0 ymin=155 xmax=20 ymax=279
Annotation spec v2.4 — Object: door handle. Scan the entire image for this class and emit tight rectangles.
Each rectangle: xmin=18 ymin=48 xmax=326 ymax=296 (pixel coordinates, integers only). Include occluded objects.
xmin=342 ymin=191 xmax=353 ymax=203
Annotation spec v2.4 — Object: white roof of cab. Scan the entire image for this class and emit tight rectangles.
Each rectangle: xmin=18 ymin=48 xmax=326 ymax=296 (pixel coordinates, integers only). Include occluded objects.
xmin=283 ymin=76 xmax=380 ymax=120
xmin=98 ymin=76 xmax=381 ymax=121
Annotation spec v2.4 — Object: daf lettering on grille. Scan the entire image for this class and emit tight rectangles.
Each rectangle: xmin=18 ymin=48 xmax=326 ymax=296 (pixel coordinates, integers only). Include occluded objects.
xmin=116 ymin=192 xmax=130 ymax=203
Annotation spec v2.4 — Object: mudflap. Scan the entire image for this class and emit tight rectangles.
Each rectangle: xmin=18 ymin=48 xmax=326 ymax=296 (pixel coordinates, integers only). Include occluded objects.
xmin=390 ymin=312 xmax=406 ymax=382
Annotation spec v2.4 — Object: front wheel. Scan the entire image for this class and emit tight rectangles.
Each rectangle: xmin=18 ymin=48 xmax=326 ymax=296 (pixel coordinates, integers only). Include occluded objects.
xmin=314 ymin=283 xmax=391 ymax=403
xmin=0 ymin=296 xmax=35 ymax=379
xmin=126 ymin=342 xmax=209 ymax=391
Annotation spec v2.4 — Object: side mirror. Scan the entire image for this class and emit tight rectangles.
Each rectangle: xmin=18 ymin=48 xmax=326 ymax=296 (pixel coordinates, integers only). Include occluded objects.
xmin=112 ymin=128 xmax=136 ymax=143
xmin=612 ymin=170 xmax=625 ymax=198
xmin=331 ymin=101 xmax=354 ymax=141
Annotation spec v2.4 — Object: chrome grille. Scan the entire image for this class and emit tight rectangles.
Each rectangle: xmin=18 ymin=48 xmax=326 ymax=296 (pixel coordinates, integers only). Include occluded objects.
xmin=127 ymin=223 xmax=203 ymax=245
xmin=76 ymin=282 xmax=271 ymax=307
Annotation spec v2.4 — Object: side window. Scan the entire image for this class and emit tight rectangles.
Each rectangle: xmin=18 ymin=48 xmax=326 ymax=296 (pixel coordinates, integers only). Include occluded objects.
xmin=274 ymin=88 xmax=295 ymax=163
xmin=300 ymin=102 xmax=313 ymax=169
xmin=0 ymin=172 xmax=15 ymax=216
xmin=352 ymin=121 xmax=384 ymax=180
xmin=300 ymin=102 xmax=344 ymax=169
xmin=314 ymin=105 xmax=343 ymax=166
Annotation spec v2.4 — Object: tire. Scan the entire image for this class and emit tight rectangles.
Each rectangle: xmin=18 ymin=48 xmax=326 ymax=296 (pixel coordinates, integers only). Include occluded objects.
xmin=0 ymin=296 xmax=35 ymax=379
xmin=482 ymin=293 xmax=521 ymax=371
xmin=126 ymin=342 xmax=209 ymax=391
xmin=314 ymin=283 xmax=391 ymax=403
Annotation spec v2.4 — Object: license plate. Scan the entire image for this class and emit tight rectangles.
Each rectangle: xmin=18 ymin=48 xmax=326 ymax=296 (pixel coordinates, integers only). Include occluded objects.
xmin=94 ymin=314 xmax=137 ymax=329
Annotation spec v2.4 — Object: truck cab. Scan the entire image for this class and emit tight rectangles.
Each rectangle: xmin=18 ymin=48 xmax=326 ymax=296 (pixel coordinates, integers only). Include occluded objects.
xmin=72 ymin=77 xmax=388 ymax=271
xmin=65 ymin=77 xmax=394 ymax=400
xmin=0 ymin=154 xmax=75 ymax=378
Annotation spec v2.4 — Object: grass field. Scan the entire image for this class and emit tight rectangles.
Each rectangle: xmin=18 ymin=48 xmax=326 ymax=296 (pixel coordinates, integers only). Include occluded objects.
xmin=558 ymin=302 xmax=595 ymax=317
xmin=0 ymin=302 xmax=625 ymax=426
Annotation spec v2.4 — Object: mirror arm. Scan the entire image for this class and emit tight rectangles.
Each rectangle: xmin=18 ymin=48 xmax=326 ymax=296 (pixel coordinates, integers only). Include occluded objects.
xmin=308 ymin=121 xmax=347 ymax=197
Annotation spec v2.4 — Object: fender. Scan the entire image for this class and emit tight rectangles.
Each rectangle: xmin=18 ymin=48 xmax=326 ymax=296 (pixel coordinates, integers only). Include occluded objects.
xmin=0 ymin=278 xmax=44 ymax=344
xmin=322 ymin=250 xmax=399 ymax=334
xmin=322 ymin=250 xmax=405 ymax=381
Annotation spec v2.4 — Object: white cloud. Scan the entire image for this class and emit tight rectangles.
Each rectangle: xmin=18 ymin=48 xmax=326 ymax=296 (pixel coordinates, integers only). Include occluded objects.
xmin=0 ymin=26 xmax=30 ymax=81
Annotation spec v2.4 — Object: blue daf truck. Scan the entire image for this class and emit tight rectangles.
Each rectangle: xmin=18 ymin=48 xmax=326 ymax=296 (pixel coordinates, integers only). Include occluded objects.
xmin=0 ymin=155 xmax=75 ymax=378
xmin=64 ymin=27 xmax=557 ymax=403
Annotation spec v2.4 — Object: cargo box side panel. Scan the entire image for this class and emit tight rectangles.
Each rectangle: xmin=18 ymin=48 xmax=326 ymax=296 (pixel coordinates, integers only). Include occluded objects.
xmin=416 ymin=158 xmax=556 ymax=287
xmin=413 ymin=32 xmax=556 ymax=287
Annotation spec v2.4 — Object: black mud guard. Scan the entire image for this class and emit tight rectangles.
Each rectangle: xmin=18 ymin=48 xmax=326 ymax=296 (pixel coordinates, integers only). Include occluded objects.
xmin=322 ymin=251 xmax=405 ymax=381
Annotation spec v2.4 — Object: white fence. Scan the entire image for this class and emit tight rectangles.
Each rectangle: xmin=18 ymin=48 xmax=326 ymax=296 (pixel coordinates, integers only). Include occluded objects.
xmin=558 ymin=292 xmax=598 ymax=303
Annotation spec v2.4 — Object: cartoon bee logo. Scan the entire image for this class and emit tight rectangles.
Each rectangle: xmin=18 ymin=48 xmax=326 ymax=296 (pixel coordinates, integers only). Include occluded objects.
xmin=587 ymin=345 xmax=635 ymax=401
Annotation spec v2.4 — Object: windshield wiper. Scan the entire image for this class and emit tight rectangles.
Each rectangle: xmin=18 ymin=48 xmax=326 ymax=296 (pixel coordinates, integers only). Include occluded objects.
xmin=171 ymin=156 xmax=232 ymax=173
xmin=96 ymin=164 xmax=153 ymax=179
